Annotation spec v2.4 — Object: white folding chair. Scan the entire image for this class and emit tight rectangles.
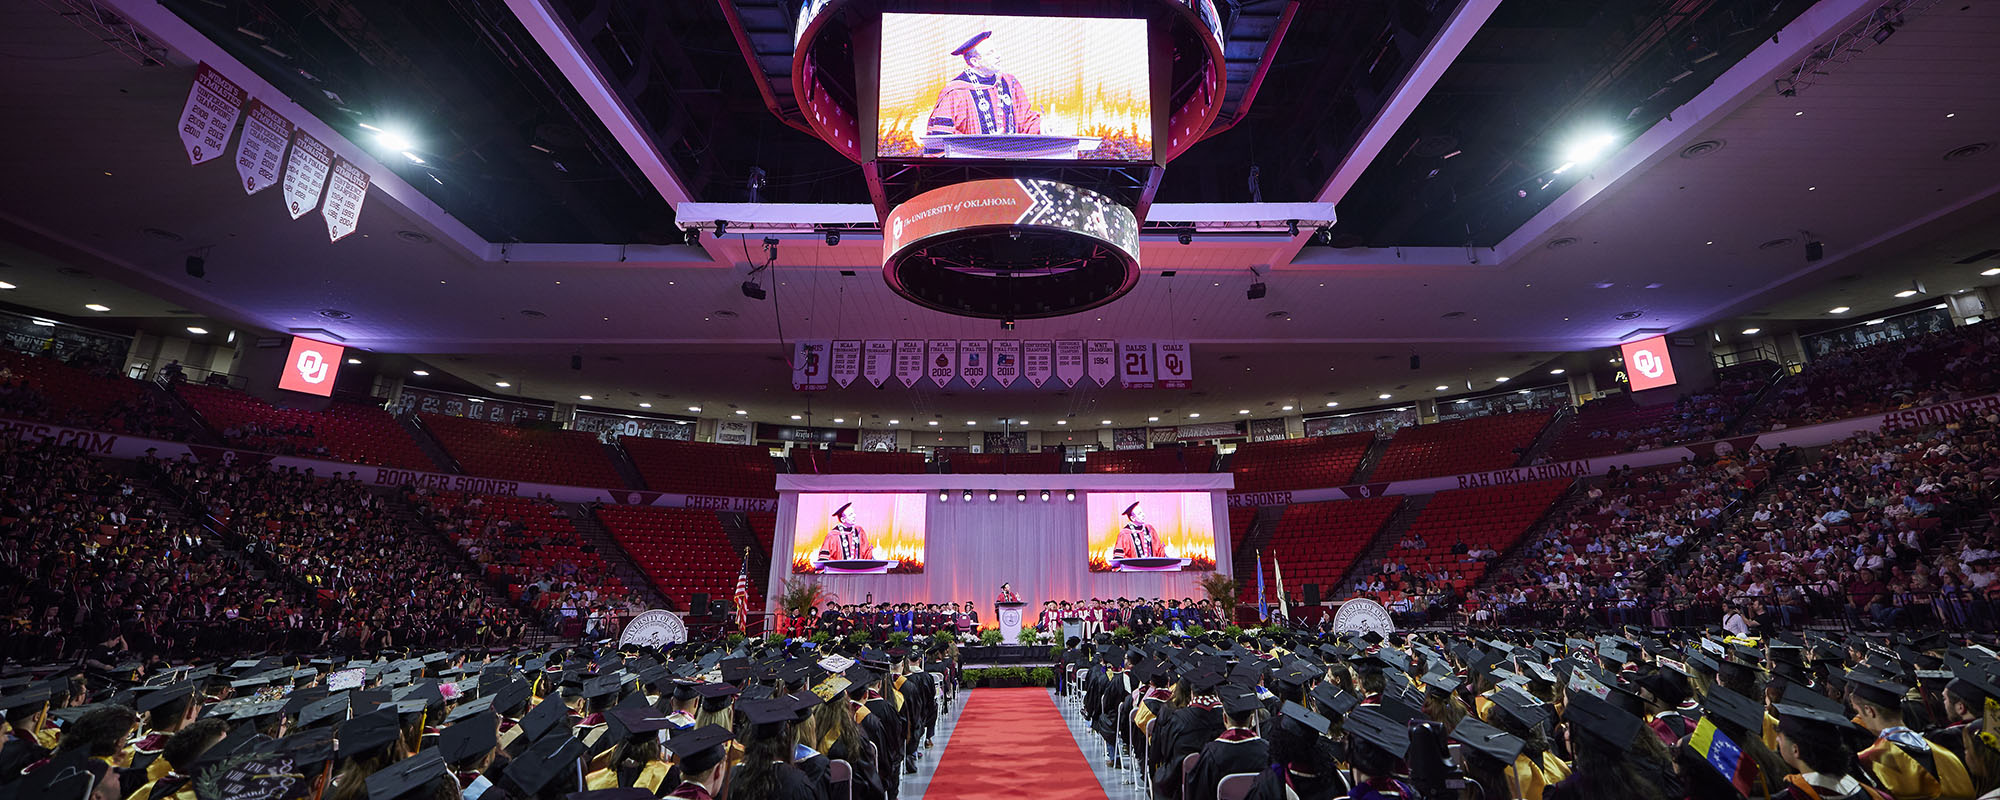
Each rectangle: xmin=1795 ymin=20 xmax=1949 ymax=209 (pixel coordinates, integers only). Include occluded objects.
xmin=827 ymin=758 xmax=854 ymax=800
xmin=1217 ymin=772 xmax=1258 ymax=800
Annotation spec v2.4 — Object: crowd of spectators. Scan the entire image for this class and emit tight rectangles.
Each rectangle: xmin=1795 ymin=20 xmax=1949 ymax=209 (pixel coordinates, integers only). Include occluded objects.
xmin=0 ymin=439 xmax=310 ymax=662
xmin=1758 ymin=321 xmax=2000 ymax=428
xmin=409 ymin=490 xmax=639 ymax=638
xmin=144 ymin=454 xmax=531 ymax=653
xmin=214 ymin=419 xmax=332 ymax=458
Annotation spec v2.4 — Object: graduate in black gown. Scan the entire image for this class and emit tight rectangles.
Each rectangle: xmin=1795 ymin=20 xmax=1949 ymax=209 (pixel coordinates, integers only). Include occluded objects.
xmin=728 ymin=699 xmax=828 ymax=800
xmin=1247 ymin=702 xmax=1350 ymax=800
xmin=1186 ymin=689 xmax=1271 ymax=800
xmin=1150 ymin=670 xmax=1227 ymax=799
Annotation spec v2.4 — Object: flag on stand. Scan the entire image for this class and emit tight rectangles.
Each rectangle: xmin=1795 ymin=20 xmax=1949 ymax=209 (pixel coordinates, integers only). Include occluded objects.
xmin=1255 ymin=550 xmax=1268 ymax=622
xmin=1274 ymin=558 xmax=1291 ymax=622
xmin=733 ymin=548 xmax=750 ymax=633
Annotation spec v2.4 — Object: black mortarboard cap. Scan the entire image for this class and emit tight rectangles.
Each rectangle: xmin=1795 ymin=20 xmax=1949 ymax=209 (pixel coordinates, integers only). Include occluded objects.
xmin=1280 ymin=701 xmax=1331 ymax=735
xmin=1311 ymin=684 xmax=1358 ymax=717
xmin=662 ymin=724 xmax=733 ymax=774
xmin=0 ymin=688 xmax=52 ymax=714
xmin=520 ymin=695 xmax=572 ymax=741
xmin=1451 ymin=718 xmax=1525 ymax=765
xmin=611 ymin=708 xmax=676 ymax=735
xmin=439 ymin=715 xmax=499 ymax=765
xmin=15 ymin=747 xmax=106 ymax=800
xmin=1702 ymin=687 xmax=1765 ymax=734
xmin=1344 ymin=708 xmax=1410 ymax=757
xmin=136 ymin=681 xmax=195 ymax=713
xmin=366 ymin=749 xmax=446 ymax=800
xmin=297 ymin=694 xmax=349 ymax=730
xmin=1220 ymin=691 xmax=1262 ymax=716
xmin=1774 ymin=702 xmax=1862 ymax=748
xmin=507 ymin=734 xmax=585 ymax=796
xmin=951 ymin=31 xmax=992 ymax=56
xmin=445 ymin=696 xmax=496 ymax=726
xmin=1847 ymin=673 xmax=1909 ymax=710
xmin=1565 ymin=694 xmax=1642 ymax=752
xmin=337 ymin=708 xmax=402 ymax=757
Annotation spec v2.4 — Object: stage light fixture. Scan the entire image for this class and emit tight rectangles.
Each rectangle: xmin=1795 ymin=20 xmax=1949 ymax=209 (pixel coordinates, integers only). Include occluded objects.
xmin=1016 ymin=490 xmax=1027 ymax=502
xmin=962 ymin=490 xmax=973 ymax=502
xmin=1872 ymin=22 xmax=1895 ymax=44
xmin=825 ymin=230 xmax=840 ymax=247
xmin=1559 ymin=131 xmax=1619 ymax=169
xmin=1805 ymin=240 xmax=1824 ymax=262
xmin=987 ymin=490 xmax=998 ymax=503
xmin=1246 ymin=282 xmax=1267 ymax=300
xmin=1040 ymin=490 xmax=1050 ymax=503
xmin=740 ymin=280 xmax=766 ymax=301
xmin=1000 ymin=318 xmax=1015 ymax=331
xmin=939 ymin=489 xmax=949 ymax=503
xmin=713 ymin=220 xmax=727 ymax=238
xmin=1177 ymin=229 xmax=1192 ymax=246
xmin=1286 ymin=219 xmax=1299 ymax=237
xmin=1065 ymin=490 xmax=1076 ymax=502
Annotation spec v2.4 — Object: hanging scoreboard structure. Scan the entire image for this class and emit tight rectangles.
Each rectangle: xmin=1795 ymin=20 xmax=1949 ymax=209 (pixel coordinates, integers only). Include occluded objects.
xmin=882 ymin=179 xmax=1140 ymax=319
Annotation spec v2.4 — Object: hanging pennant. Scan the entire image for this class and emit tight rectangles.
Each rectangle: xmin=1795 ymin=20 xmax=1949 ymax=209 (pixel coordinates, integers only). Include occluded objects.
xmin=1156 ymin=341 xmax=1192 ymax=389
xmin=862 ymin=340 xmax=894 ymax=388
xmin=791 ymin=340 xmax=830 ymax=391
xmin=1119 ymin=341 xmax=1156 ymax=389
xmin=282 ymin=130 xmax=333 ymax=220
xmin=1087 ymin=340 xmax=1118 ymax=387
xmin=831 ymin=340 xmax=862 ymax=388
xmin=1024 ymin=341 xmax=1054 ymax=388
xmin=926 ymin=339 xmax=957 ymax=388
xmin=991 ymin=340 xmax=1021 ymax=387
xmin=1054 ymin=341 xmax=1085 ymax=388
xmin=234 ymin=98 xmax=292 ymax=195
xmin=894 ymin=340 xmax=925 ymax=388
xmin=321 ymin=157 xmax=370 ymax=242
xmin=178 ymin=63 xmax=244 ymax=165
xmin=958 ymin=340 xmax=989 ymax=387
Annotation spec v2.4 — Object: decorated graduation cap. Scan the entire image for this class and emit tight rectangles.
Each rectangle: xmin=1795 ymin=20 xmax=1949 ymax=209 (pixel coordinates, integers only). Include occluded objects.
xmin=663 ymin=724 xmax=734 ymax=775
xmin=1451 ymin=718 xmax=1524 ymax=766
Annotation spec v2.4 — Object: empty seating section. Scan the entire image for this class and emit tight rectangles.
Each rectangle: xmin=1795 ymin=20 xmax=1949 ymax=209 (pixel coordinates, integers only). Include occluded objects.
xmin=621 ymin=437 xmax=776 ymax=497
xmin=1370 ymin=411 xmax=1552 ymax=482
xmin=0 ymin=349 xmax=183 ymax=435
xmin=597 ymin=506 xmax=740 ymax=607
xmin=1230 ymin=433 xmax=1374 ymax=491
xmin=177 ymin=384 xmax=433 ymax=468
xmin=946 ymin=451 xmax=1063 ymax=473
xmin=791 ymin=449 xmax=927 ymax=474
xmin=747 ymin=511 xmax=777 ymax=556
xmin=1257 ymin=496 xmax=1404 ymax=599
xmin=1084 ymin=446 xmax=1216 ymax=473
xmin=421 ymin=413 xmax=624 ymax=487
xmin=1387 ymin=479 xmax=1571 ymax=591
xmin=419 ymin=492 xmax=624 ymax=601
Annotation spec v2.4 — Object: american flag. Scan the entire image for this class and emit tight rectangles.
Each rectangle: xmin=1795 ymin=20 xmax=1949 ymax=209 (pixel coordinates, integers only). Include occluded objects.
xmin=733 ymin=547 xmax=750 ymax=633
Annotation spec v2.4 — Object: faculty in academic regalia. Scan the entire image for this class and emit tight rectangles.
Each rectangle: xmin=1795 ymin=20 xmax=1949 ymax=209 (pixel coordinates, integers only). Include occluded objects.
xmin=1113 ymin=502 xmax=1161 ymax=563
xmin=924 ymin=31 xmax=1041 ymax=140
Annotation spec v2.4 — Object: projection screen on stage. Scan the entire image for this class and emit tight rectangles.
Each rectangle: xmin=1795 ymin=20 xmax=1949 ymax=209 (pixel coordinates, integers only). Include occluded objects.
xmin=766 ymin=474 xmax=1233 ymax=610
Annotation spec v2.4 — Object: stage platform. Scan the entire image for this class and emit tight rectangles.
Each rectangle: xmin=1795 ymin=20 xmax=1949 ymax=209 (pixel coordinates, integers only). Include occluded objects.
xmin=960 ymin=644 xmax=1058 ymax=668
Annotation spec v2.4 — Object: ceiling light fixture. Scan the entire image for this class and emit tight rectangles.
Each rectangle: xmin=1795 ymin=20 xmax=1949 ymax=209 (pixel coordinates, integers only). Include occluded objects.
xmin=346 ymin=358 xmax=361 ymax=365
xmin=1981 ymin=268 xmax=2000 ymax=277
xmin=688 ymin=406 xmax=702 ymax=412
xmin=1188 ymin=412 xmax=1201 ymax=418
xmin=791 ymin=415 xmax=802 ymax=420
xmin=578 ymin=395 xmax=593 ymax=400
xmin=1495 ymin=376 xmax=1511 ymax=382
xmin=0 ymin=282 xmax=15 ymax=290
xmin=1147 ymin=416 xmax=1160 ymax=422
xmin=638 ymin=403 xmax=651 ymax=408
xmin=927 ymin=421 xmax=939 ymax=426
xmin=1281 ymin=405 xmax=1294 ymax=411
xmin=1895 ymin=289 xmax=1918 ymax=298
xmin=495 ymin=381 xmax=510 ymax=388
xmin=833 ymin=418 xmax=845 ymax=423
xmin=1828 ymin=306 xmax=1850 ymax=314
xmin=1434 ymin=385 xmax=1449 ymax=391
xmin=1378 ymin=393 xmax=1391 ymax=399
xmin=1100 ymin=420 xmax=1112 ymax=425
xmin=965 ymin=420 xmax=976 ymax=426
xmin=1549 ymin=369 xmax=1565 ymax=375
xmin=1865 ymin=318 xmax=1886 ymax=325
xmin=1326 ymin=401 xmax=1339 ymax=408
xmin=734 ymin=410 xmax=748 ymax=415
xmin=185 ymin=326 xmax=207 ymax=335
xmin=84 ymin=304 xmax=109 ymax=312
xmin=889 ymin=419 xmax=899 ymax=425
xmin=1740 ymin=328 xmax=1760 ymax=335
xmin=1237 ymin=409 xmax=1250 ymax=415
xmin=411 ymin=369 xmax=428 ymax=376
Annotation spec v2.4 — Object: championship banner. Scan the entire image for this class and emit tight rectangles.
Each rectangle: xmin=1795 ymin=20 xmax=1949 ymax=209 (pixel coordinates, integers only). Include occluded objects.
xmin=322 ymin=157 xmax=370 ymax=242
xmin=862 ymin=340 xmax=894 ymax=388
xmin=282 ymin=130 xmax=333 ymax=220
xmin=830 ymin=340 xmax=862 ymax=388
xmin=389 ymin=387 xmax=553 ymax=424
xmin=234 ymin=99 xmax=292 ymax=195
xmin=894 ymin=340 xmax=924 ymax=387
xmin=1088 ymin=340 xmax=1118 ymax=387
xmin=791 ymin=340 xmax=830 ymax=390
xmin=1119 ymin=341 xmax=1156 ymax=388
xmin=991 ymin=340 xmax=1021 ymax=387
xmin=178 ymin=63 xmax=245 ymax=165
xmin=1024 ymin=341 xmax=1054 ymax=387
xmin=1054 ymin=340 xmax=1085 ymax=387
xmin=958 ymin=340 xmax=989 ymax=387
xmin=572 ymin=410 xmax=695 ymax=443
xmin=1157 ymin=340 xmax=1192 ymax=389
xmin=926 ymin=339 xmax=957 ymax=388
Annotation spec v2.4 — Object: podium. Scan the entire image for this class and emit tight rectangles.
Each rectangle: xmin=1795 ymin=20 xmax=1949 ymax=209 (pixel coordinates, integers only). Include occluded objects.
xmin=996 ymin=601 xmax=1028 ymax=645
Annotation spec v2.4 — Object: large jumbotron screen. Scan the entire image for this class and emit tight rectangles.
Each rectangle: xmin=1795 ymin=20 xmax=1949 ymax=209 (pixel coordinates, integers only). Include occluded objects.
xmin=877 ymin=13 xmax=1152 ymax=161
xmin=791 ymin=493 xmax=928 ymax=574
xmin=1085 ymin=491 xmax=1216 ymax=572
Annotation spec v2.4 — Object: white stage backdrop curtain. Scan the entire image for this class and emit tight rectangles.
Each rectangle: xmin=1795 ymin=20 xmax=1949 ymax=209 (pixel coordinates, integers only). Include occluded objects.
xmin=765 ymin=488 xmax=1233 ymax=610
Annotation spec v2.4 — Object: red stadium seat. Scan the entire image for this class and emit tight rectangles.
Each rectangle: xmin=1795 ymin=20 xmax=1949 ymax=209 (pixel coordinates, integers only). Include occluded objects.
xmin=421 ymin=413 xmax=625 ymax=487
xmin=620 ymin=437 xmax=776 ymax=497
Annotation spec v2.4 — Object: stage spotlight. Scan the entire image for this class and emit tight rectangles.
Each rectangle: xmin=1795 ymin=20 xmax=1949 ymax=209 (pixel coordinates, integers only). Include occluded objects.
xmin=987 ymin=490 xmax=998 ymax=503
xmin=963 ymin=490 xmax=973 ymax=502
xmin=1872 ymin=22 xmax=1895 ymax=44
xmin=713 ymin=220 xmax=727 ymax=238
xmin=1559 ymin=131 xmax=1619 ymax=169
xmin=1016 ymin=490 xmax=1027 ymax=502
xmin=939 ymin=489 xmax=949 ymax=503
xmin=1286 ymin=219 xmax=1299 ymax=237
xmin=184 ymin=255 xmax=205 ymax=278
xmin=1246 ymin=282 xmax=1267 ymax=300
xmin=740 ymin=280 xmax=766 ymax=301
xmin=1065 ymin=490 xmax=1076 ymax=502
xmin=1178 ymin=229 xmax=1192 ymax=246
xmin=824 ymin=230 xmax=840 ymax=247
xmin=1040 ymin=490 xmax=1050 ymax=503
xmin=1000 ymin=318 xmax=1015 ymax=331
xmin=1805 ymin=240 xmax=1824 ymax=262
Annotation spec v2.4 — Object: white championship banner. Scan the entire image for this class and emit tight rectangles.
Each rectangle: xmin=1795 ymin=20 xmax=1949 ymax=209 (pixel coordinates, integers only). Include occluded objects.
xmin=282 ymin=130 xmax=333 ymax=220
xmin=322 ymin=157 xmax=370 ymax=242
xmin=1120 ymin=341 xmax=1156 ymax=389
xmin=862 ymin=340 xmax=894 ymax=388
xmin=791 ymin=340 xmax=830 ymax=390
xmin=1054 ymin=340 xmax=1085 ymax=387
xmin=958 ymin=339 xmax=989 ymax=387
xmin=234 ymin=99 xmax=292 ymax=195
xmin=991 ymin=340 xmax=1021 ymax=387
xmin=894 ymin=339 xmax=924 ymax=387
xmin=1023 ymin=340 xmax=1053 ymax=387
xmin=926 ymin=339 xmax=957 ymax=388
xmin=1087 ymin=340 xmax=1118 ymax=387
xmin=831 ymin=340 xmax=862 ymax=388
xmin=178 ymin=63 xmax=244 ymax=165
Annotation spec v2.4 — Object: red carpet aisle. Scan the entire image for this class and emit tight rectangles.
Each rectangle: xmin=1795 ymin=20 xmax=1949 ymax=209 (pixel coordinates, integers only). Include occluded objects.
xmin=920 ymin=688 xmax=1111 ymax=800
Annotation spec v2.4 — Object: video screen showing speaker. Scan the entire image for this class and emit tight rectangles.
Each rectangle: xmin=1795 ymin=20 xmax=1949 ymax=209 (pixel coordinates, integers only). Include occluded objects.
xmin=792 ymin=493 xmax=928 ymax=574
xmin=1085 ymin=491 xmax=1216 ymax=572
xmin=877 ymin=13 xmax=1151 ymax=161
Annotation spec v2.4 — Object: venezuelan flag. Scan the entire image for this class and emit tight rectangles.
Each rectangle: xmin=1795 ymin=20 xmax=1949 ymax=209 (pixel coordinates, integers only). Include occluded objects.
xmin=1690 ymin=717 xmax=1760 ymax=794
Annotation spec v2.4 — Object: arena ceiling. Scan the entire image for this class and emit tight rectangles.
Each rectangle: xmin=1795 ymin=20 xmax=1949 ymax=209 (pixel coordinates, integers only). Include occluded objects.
xmin=0 ymin=0 xmax=1995 ymax=426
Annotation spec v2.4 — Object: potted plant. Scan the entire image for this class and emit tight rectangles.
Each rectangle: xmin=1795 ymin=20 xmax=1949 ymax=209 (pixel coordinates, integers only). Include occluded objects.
xmin=979 ymin=629 xmax=1003 ymax=647
xmin=777 ymin=576 xmax=835 ymax=624
xmin=1196 ymin=573 xmax=1240 ymax=626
